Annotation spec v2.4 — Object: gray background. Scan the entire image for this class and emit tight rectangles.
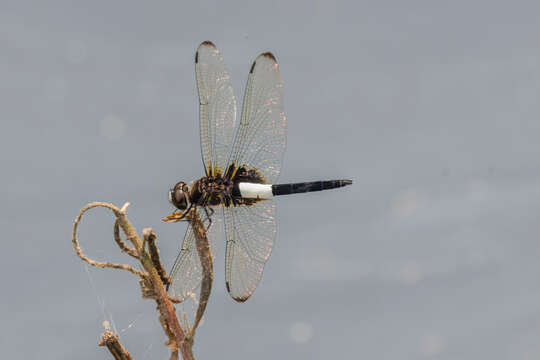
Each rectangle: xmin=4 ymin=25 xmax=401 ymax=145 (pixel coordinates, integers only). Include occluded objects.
xmin=2 ymin=1 xmax=540 ymax=359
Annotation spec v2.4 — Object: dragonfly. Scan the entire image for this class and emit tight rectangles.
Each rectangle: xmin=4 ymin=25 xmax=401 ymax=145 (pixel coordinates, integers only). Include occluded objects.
xmin=163 ymin=41 xmax=352 ymax=302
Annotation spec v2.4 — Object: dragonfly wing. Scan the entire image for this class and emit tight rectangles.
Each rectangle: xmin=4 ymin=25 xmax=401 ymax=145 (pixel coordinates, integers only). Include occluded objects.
xmin=196 ymin=41 xmax=237 ymax=177
xmin=226 ymin=52 xmax=286 ymax=184
xmin=168 ymin=208 xmax=223 ymax=302
xmin=224 ymin=200 xmax=277 ymax=302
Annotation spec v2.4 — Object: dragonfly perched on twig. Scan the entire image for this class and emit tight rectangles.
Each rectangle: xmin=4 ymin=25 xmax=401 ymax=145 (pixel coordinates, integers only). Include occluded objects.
xmin=163 ymin=41 xmax=352 ymax=302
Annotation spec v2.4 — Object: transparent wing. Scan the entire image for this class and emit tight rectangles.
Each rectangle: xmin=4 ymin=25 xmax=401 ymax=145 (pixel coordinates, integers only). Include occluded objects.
xmin=167 ymin=208 xmax=223 ymax=302
xmin=227 ymin=52 xmax=286 ymax=184
xmin=196 ymin=41 xmax=237 ymax=177
xmin=224 ymin=200 xmax=277 ymax=302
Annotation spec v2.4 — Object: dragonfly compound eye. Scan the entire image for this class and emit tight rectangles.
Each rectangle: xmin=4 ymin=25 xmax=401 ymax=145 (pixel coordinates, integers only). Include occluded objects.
xmin=171 ymin=182 xmax=189 ymax=210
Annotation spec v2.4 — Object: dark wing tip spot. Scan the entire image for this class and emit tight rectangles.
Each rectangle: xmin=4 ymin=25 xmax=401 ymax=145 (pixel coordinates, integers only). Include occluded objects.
xmin=261 ymin=52 xmax=277 ymax=62
xmin=226 ymin=281 xmax=251 ymax=302
xmin=196 ymin=41 xmax=217 ymax=63
xmin=250 ymin=53 xmax=277 ymax=73
xmin=201 ymin=40 xmax=216 ymax=48
xmin=233 ymin=295 xmax=249 ymax=303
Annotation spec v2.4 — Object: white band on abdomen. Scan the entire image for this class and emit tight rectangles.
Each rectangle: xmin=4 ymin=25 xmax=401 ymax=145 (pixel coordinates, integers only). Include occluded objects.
xmin=238 ymin=183 xmax=273 ymax=199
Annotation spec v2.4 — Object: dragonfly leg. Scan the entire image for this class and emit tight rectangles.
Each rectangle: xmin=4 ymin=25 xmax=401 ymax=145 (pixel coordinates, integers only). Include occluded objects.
xmin=161 ymin=206 xmax=191 ymax=222
xmin=202 ymin=207 xmax=216 ymax=231
xmin=199 ymin=194 xmax=214 ymax=231
xmin=221 ymin=191 xmax=234 ymax=207
xmin=176 ymin=204 xmax=193 ymax=221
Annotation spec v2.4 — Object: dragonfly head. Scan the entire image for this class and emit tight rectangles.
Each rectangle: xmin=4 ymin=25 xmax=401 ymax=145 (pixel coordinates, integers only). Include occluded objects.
xmin=169 ymin=181 xmax=190 ymax=210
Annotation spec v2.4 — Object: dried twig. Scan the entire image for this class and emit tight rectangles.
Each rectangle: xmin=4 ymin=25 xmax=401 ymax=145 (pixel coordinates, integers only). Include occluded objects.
xmin=159 ymin=313 xmax=179 ymax=360
xmin=98 ymin=331 xmax=133 ymax=360
xmin=72 ymin=201 xmax=206 ymax=360
xmin=189 ymin=210 xmax=213 ymax=335
xmin=143 ymin=228 xmax=170 ymax=287
xmin=114 ymin=219 xmax=139 ymax=258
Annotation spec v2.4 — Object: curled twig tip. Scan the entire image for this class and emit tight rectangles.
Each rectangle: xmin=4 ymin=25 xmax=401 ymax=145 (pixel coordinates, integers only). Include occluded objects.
xmin=71 ymin=202 xmax=147 ymax=278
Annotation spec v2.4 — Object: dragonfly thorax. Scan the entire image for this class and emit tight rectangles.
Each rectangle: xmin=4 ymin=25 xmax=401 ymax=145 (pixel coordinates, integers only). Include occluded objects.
xmin=189 ymin=176 xmax=233 ymax=207
xmin=199 ymin=175 xmax=231 ymax=193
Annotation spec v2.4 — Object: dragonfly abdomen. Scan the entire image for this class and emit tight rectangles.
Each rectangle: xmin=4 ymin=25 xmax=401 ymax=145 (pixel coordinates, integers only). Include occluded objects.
xmin=271 ymin=179 xmax=352 ymax=196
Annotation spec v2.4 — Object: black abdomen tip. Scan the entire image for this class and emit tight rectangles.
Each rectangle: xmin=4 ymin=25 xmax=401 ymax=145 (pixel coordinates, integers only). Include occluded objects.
xmin=272 ymin=179 xmax=352 ymax=196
